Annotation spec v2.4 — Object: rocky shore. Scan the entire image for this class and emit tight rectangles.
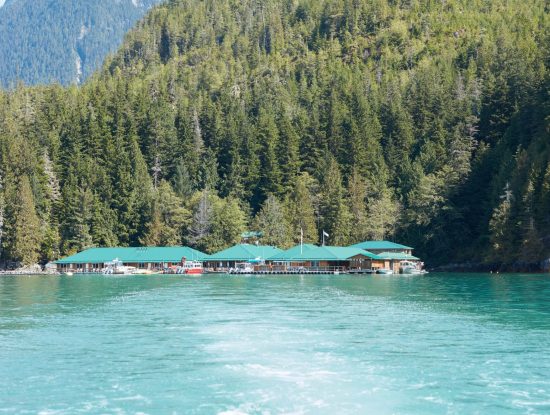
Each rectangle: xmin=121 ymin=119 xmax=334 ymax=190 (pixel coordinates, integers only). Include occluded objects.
xmin=0 ymin=264 xmax=58 ymax=276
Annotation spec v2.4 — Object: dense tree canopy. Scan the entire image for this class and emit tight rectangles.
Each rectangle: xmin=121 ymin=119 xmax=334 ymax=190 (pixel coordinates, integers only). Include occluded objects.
xmin=0 ymin=0 xmax=163 ymax=87
xmin=0 ymin=0 xmax=548 ymax=268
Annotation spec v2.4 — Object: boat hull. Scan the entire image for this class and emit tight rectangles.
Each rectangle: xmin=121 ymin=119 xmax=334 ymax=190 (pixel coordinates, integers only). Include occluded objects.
xmin=402 ymin=268 xmax=422 ymax=275
xmin=184 ymin=269 xmax=203 ymax=275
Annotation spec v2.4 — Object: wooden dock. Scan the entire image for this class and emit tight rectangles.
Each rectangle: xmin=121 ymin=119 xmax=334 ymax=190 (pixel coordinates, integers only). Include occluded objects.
xmin=224 ymin=269 xmax=376 ymax=275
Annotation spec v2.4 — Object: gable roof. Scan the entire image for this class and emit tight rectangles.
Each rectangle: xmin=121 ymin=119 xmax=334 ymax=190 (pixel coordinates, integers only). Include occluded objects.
xmin=267 ymin=244 xmax=318 ymax=261
xmin=350 ymin=240 xmax=413 ymax=250
xmin=55 ymin=246 xmax=207 ymax=264
xmin=375 ymin=251 xmax=420 ymax=260
xmin=206 ymin=244 xmax=282 ymax=261
xmin=269 ymin=245 xmax=380 ymax=261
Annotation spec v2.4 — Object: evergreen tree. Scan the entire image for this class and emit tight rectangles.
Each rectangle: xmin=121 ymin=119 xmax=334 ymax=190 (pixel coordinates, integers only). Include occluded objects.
xmin=255 ymin=194 xmax=291 ymax=248
xmin=347 ymin=169 xmax=368 ymax=243
xmin=206 ymin=197 xmax=247 ymax=253
xmin=187 ymin=190 xmax=214 ymax=252
xmin=9 ymin=176 xmax=42 ymax=265
xmin=141 ymin=181 xmax=190 ymax=247
xmin=489 ymin=197 xmax=513 ymax=262
xmin=285 ymin=173 xmax=318 ymax=244
xmin=319 ymin=156 xmax=351 ymax=245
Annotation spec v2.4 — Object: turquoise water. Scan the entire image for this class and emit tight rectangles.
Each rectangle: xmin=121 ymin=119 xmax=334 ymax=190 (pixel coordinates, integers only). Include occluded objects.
xmin=0 ymin=273 xmax=549 ymax=414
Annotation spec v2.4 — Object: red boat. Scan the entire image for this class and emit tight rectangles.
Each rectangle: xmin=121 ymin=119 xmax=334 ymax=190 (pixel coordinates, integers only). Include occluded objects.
xmin=177 ymin=258 xmax=203 ymax=275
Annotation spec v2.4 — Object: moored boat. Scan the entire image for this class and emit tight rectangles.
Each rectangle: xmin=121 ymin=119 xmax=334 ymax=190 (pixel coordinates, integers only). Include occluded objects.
xmin=376 ymin=268 xmax=394 ymax=275
xmin=400 ymin=260 xmax=428 ymax=274
xmin=102 ymin=259 xmax=136 ymax=275
xmin=177 ymin=261 xmax=203 ymax=275
xmin=132 ymin=269 xmax=157 ymax=275
xmin=229 ymin=262 xmax=255 ymax=274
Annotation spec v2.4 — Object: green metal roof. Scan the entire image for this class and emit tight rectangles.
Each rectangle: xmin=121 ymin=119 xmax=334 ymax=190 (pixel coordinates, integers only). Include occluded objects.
xmin=267 ymin=244 xmax=318 ymax=261
xmin=375 ymin=252 xmax=419 ymax=260
xmin=55 ymin=246 xmax=207 ymax=264
xmin=205 ymin=244 xmax=283 ymax=261
xmin=268 ymin=245 xmax=380 ymax=262
xmin=350 ymin=240 xmax=413 ymax=250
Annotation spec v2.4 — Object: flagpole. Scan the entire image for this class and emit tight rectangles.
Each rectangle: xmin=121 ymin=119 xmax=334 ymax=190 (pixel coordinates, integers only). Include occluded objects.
xmin=300 ymin=227 xmax=303 ymax=254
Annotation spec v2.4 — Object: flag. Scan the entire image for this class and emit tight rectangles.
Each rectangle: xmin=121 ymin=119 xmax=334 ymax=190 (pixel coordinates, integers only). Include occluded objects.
xmin=322 ymin=230 xmax=329 ymax=246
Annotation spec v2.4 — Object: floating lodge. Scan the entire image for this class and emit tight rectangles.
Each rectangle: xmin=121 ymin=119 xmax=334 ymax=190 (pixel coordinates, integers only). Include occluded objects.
xmin=55 ymin=240 xmax=423 ymax=275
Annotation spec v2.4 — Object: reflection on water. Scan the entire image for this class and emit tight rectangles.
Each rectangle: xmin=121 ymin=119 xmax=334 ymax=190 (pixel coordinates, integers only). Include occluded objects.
xmin=0 ymin=273 xmax=549 ymax=414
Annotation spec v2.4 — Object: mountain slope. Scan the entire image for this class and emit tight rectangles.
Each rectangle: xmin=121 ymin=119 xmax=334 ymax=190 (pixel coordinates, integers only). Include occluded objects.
xmin=0 ymin=0 xmax=163 ymax=87
xmin=0 ymin=0 xmax=548 ymax=268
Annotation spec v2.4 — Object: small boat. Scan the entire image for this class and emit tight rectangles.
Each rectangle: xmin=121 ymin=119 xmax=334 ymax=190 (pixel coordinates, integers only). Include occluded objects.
xmin=376 ymin=268 xmax=394 ymax=275
xmin=102 ymin=259 xmax=135 ymax=275
xmin=177 ymin=261 xmax=203 ymax=275
xmin=63 ymin=271 xmax=74 ymax=276
xmin=132 ymin=269 xmax=156 ymax=275
xmin=400 ymin=261 xmax=428 ymax=275
xmin=229 ymin=262 xmax=255 ymax=274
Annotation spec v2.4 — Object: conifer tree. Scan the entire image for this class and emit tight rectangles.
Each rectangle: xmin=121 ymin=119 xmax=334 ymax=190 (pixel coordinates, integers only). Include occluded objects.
xmin=256 ymin=108 xmax=282 ymax=204
xmin=207 ymin=197 xmax=246 ymax=253
xmin=347 ymin=169 xmax=368 ymax=243
xmin=319 ymin=156 xmax=351 ymax=245
xmin=285 ymin=173 xmax=318 ymax=244
xmin=187 ymin=190 xmax=214 ymax=251
xmin=10 ymin=176 xmax=42 ymax=265
xmin=255 ymin=194 xmax=291 ymax=248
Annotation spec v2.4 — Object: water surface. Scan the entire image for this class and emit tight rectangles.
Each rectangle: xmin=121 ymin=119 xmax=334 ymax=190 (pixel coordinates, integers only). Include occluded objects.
xmin=0 ymin=273 xmax=549 ymax=414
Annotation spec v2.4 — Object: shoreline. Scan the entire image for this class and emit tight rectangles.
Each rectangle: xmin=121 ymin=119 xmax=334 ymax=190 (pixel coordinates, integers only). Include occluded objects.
xmin=1 ymin=270 xmax=549 ymax=276
xmin=432 ymin=262 xmax=550 ymax=274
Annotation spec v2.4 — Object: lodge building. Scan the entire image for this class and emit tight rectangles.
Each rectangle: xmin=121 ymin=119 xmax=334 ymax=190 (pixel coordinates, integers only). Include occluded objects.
xmin=203 ymin=244 xmax=282 ymax=270
xmin=54 ymin=240 xmax=421 ymax=274
xmin=55 ymin=246 xmax=207 ymax=273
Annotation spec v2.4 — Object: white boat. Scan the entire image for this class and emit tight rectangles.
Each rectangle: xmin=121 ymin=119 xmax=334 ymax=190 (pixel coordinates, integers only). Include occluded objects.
xmin=376 ymin=268 xmax=394 ymax=275
xmin=230 ymin=262 xmax=255 ymax=274
xmin=400 ymin=261 xmax=423 ymax=275
xmin=102 ymin=259 xmax=135 ymax=275
xmin=132 ymin=269 xmax=156 ymax=275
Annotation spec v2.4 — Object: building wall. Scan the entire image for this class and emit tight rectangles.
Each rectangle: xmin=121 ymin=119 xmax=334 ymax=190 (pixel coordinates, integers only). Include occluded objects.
xmin=57 ymin=261 xmax=180 ymax=272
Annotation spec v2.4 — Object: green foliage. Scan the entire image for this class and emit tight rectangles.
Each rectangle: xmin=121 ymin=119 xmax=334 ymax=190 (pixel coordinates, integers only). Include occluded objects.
xmin=141 ymin=180 xmax=191 ymax=246
xmin=205 ymin=197 xmax=247 ymax=253
xmin=284 ymin=173 xmax=318 ymax=245
xmin=0 ymin=0 xmax=548 ymax=267
xmin=254 ymin=195 xmax=292 ymax=248
xmin=0 ymin=0 xmax=163 ymax=87
xmin=5 ymin=176 xmax=42 ymax=265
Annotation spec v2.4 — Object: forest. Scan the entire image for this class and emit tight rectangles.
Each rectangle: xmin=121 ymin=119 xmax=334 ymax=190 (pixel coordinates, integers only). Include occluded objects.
xmin=0 ymin=0 xmax=163 ymax=87
xmin=0 ymin=0 xmax=548 ymax=268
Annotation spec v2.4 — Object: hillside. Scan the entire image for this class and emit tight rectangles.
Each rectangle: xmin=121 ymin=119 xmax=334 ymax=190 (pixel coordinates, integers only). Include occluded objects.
xmin=0 ymin=0 xmax=163 ymax=87
xmin=0 ymin=0 xmax=548 ymax=268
